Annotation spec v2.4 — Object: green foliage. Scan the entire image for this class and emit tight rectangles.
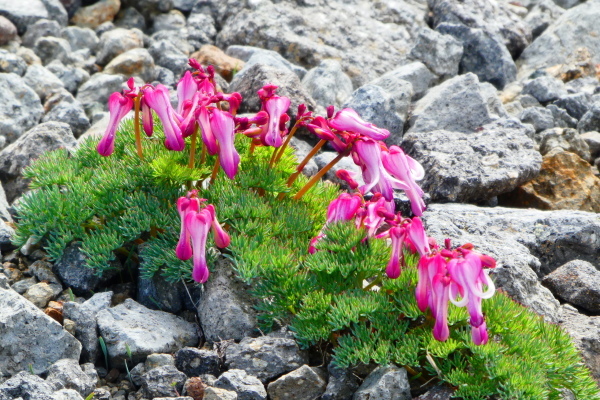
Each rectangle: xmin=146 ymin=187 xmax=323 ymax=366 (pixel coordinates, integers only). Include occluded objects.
xmin=14 ymin=121 xmax=600 ymax=399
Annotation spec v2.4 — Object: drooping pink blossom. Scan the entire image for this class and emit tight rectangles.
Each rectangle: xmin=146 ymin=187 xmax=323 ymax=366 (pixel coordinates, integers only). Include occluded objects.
xmin=185 ymin=208 xmax=212 ymax=283
xmin=176 ymin=70 xmax=198 ymax=115
xmin=329 ymin=108 xmax=390 ymax=141
xmin=142 ymin=85 xmax=185 ymax=151
xmin=210 ymin=108 xmax=240 ymax=179
xmin=97 ymin=92 xmax=134 ymax=156
xmin=382 ymin=146 xmax=426 ymax=217
xmin=175 ymin=196 xmax=200 ymax=260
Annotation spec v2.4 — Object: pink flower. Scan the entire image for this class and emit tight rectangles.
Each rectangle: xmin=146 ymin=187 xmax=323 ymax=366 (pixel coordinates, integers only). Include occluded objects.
xmin=329 ymin=108 xmax=390 ymax=141
xmin=142 ymin=85 xmax=185 ymax=151
xmin=141 ymin=97 xmax=153 ymax=137
xmin=309 ymin=193 xmax=363 ymax=253
xmin=175 ymin=196 xmax=200 ymax=260
xmin=97 ymin=92 xmax=134 ymax=156
xmin=205 ymin=204 xmax=230 ymax=248
xmin=382 ymin=146 xmax=426 ymax=217
xmin=176 ymin=71 xmax=198 ymax=115
xmin=210 ymin=108 xmax=240 ymax=179
xmin=262 ymin=95 xmax=291 ymax=147
xmin=386 ymin=226 xmax=405 ymax=279
xmin=185 ymin=208 xmax=212 ymax=283
xmin=196 ymin=106 xmax=218 ymax=155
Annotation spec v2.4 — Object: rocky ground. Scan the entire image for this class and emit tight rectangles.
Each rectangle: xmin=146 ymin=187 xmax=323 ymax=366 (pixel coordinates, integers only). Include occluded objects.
xmin=0 ymin=0 xmax=599 ymax=399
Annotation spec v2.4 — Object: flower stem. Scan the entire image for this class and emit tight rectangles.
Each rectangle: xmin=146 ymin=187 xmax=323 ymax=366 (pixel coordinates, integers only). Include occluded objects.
xmin=293 ymin=152 xmax=344 ymax=200
xmin=273 ymin=121 xmax=300 ymax=165
xmin=268 ymin=146 xmax=279 ymax=167
xmin=287 ymin=139 xmax=326 ymax=187
xmin=134 ymin=96 xmax=143 ymax=160
xmin=187 ymin=124 xmax=198 ymax=169
xmin=209 ymin=157 xmax=220 ymax=186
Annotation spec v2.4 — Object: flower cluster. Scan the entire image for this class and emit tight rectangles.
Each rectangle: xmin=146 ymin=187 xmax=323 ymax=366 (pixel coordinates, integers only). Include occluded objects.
xmin=175 ymin=191 xmax=230 ymax=283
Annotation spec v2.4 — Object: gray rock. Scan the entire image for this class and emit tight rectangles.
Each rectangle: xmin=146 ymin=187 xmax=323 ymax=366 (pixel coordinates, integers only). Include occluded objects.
xmin=145 ymin=353 xmax=175 ymax=371
xmin=46 ymin=359 xmax=97 ymax=397
xmin=173 ymin=0 xmax=196 ymax=12
xmin=62 ymin=291 xmax=112 ymax=363
xmin=150 ymin=30 xmax=193 ymax=56
xmin=46 ymin=61 xmax=90 ymax=94
xmin=197 ymin=258 xmax=258 ymax=343
xmin=538 ymin=128 xmax=591 ymax=161
xmin=228 ymin=62 xmax=316 ymax=116
xmin=322 ymin=363 xmax=359 ymax=400
xmin=558 ymin=305 xmax=600 ymax=383
xmin=554 ymin=93 xmax=591 ymax=121
xmin=214 ymin=369 xmax=267 ymax=400
xmin=152 ymin=9 xmax=186 ymax=33
xmin=29 ymin=260 xmax=60 ymax=284
xmin=96 ymin=28 xmax=144 ymax=66
xmin=547 ymin=104 xmax=577 ymax=129
xmin=0 ymin=0 xmax=56 ymax=35
xmin=343 ymin=82 xmax=411 ymax=145
xmin=506 ymin=101 xmax=525 ymax=119
xmin=39 ymin=0 xmax=68 ymax=27
xmin=407 ymin=73 xmax=495 ymax=134
xmin=141 ymin=365 xmax=187 ymax=399
xmin=543 ymin=260 xmax=600 ymax=312
xmin=10 ymin=277 xmax=36 ymax=294
xmin=97 ymin=298 xmax=199 ymax=367
xmin=23 ymin=282 xmax=56 ymax=307
xmin=174 ymin=347 xmax=220 ymax=377
xmin=0 ymin=220 xmax=13 ymax=250
xmin=0 ymin=121 xmax=75 ymax=202
xmin=105 ymin=48 xmax=156 ymax=83
xmin=578 ymin=103 xmax=600 ymax=133
xmin=436 ymin=23 xmax=516 ymax=90
xmin=23 ymin=64 xmax=64 ymax=101
xmin=301 ymin=59 xmax=353 ymax=109
xmin=525 ymin=0 xmax=565 ymax=39
xmin=267 ymin=365 xmax=326 ymax=400
xmin=519 ymin=107 xmax=554 ymax=133
xmin=229 ymin=46 xmax=307 ymax=81
xmin=581 ymin=131 xmax=600 ymax=159
xmin=186 ymin=12 xmax=217 ymax=50
xmin=136 ymin=272 xmax=189 ymax=314
xmin=76 ymin=73 xmax=125 ymax=115
xmin=23 ymin=20 xmax=62 ymax=49
xmin=0 ymin=49 xmax=27 ymax=76
xmin=409 ymin=27 xmax=463 ymax=79
xmin=216 ymin=1 xmax=426 ymax=87
xmin=375 ymin=62 xmax=434 ymax=101
xmin=42 ymin=100 xmax=91 ymax=138
xmin=114 ymin=7 xmax=146 ymax=31
xmin=289 ymin=137 xmax=319 ymax=178
xmin=148 ymin=39 xmax=189 ymax=77
xmin=0 ymin=15 xmax=16 ymax=45
xmin=203 ymin=387 xmax=238 ymax=400
xmin=522 ymin=76 xmax=568 ymax=104
xmin=121 ymin=0 xmax=173 ymax=19
xmin=478 ymin=82 xmax=508 ymax=119
xmin=414 ymin=385 xmax=455 ymax=400
xmin=53 ymin=242 xmax=110 ymax=296
xmin=353 ymin=365 xmax=411 ymax=400
xmin=518 ymin=1 xmax=600 ymax=77
xmin=428 ymin=0 xmax=531 ymax=58
xmin=225 ymin=334 xmax=308 ymax=383
xmin=314 ymin=150 xmax=364 ymax=191
xmin=33 ymin=36 xmax=71 ymax=65
xmin=154 ymin=65 xmax=176 ymax=87
xmin=0 ymin=72 xmax=44 ymax=145
xmin=0 ymin=371 xmax=55 ymax=400
xmin=0 ymin=287 xmax=81 ymax=376
xmin=403 ymin=118 xmax=540 ymax=203
xmin=61 ymin=26 xmax=99 ymax=53
xmin=52 ymin=388 xmax=85 ymax=400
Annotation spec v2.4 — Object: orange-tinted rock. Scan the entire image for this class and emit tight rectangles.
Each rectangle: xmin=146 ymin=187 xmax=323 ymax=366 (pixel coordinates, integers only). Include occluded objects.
xmin=499 ymin=149 xmax=600 ymax=212
xmin=71 ymin=0 xmax=120 ymax=29
xmin=191 ymin=45 xmax=244 ymax=82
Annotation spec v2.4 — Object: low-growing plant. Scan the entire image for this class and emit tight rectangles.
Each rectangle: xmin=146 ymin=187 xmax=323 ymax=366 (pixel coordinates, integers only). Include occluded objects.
xmin=13 ymin=62 xmax=600 ymax=399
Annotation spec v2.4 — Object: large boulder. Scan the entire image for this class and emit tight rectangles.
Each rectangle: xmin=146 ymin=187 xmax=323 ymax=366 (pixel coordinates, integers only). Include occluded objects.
xmin=0 ymin=73 xmax=44 ymax=146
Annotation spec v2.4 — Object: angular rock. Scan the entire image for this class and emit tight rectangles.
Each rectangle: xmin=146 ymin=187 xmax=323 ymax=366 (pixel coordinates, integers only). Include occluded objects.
xmin=353 ymin=365 xmax=411 ymax=400
xmin=61 ymin=26 xmax=99 ymax=53
xmin=0 ymin=121 xmax=76 ymax=202
xmin=547 ymin=104 xmax=578 ymax=129
xmin=214 ymin=369 xmax=267 ymax=400
xmin=46 ymin=359 xmax=97 ymax=397
xmin=148 ymin=38 xmax=190 ymax=77
xmin=33 ymin=36 xmax=72 ymax=65
xmin=403 ymin=118 xmax=541 ymax=203
xmin=409 ymin=27 xmax=463 ymax=79
xmin=96 ymin=27 xmax=144 ymax=66
xmin=53 ymin=388 xmax=86 ymax=400
xmin=23 ymin=282 xmax=56 ymax=307
xmin=62 ymin=291 xmax=112 ymax=363
xmin=53 ymin=242 xmax=112 ymax=296
xmin=554 ymin=92 xmax=591 ymax=121
xmin=186 ymin=11 xmax=217 ymax=50
xmin=23 ymin=64 xmax=64 ymax=101
xmin=152 ymin=9 xmax=185 ymax=33
xmin=225 ymin=334 xmax=308 ymax=383
xmin=522 ymin=76 xmax=568 ymax=104
xmin=0 ymin=15 xmax=16 ymax=44
xmin=121 ymin=0 xmax=173 ymax=19
xmin=40 ymin=0 xmax=68 ymax=27
xmin=301 ymin=59 xmax=352 ymax=109
xmin=519 ymin=107 xmax=554 ymax=133
xmin=581 ymin=131 xmax=600 ymax=159
xmin=104 ymin=48 xmax=155 ymax=82
xmin=0 ymin=0 xmax=57 ymax=35
xmin=42 ymin=100 xmax=91 ymax=138
xmin=322 ymin=363 xmax=359 ymax=400
xmin=97 ymin=298 xmax=199 ymax=367
xmin=500 ymin=149 xmax=600 ymax=212
xmin=229 ymin=63 xmax=316 ymax=116
xmin=0 ymin=72 xmax=44 ymax=145
xmin=0 ymin=49 xmax=27 ymax=76
xmin=204 ymin=387 xmax=238 ymax=400
xmin=543 ymin=260 xmax=600 ymax=312
xmin=525 ymin=0 xmax=565 ymax=39
xmin=70 ymin=0 xmax=120 ymax=30
xmin=377 ymin=62 xmax=435 ymax=101
xmin=538 ymin=128 xmax=591 ymax=161
xmin=414 ymin=385 xmax=454 ymax=399
xmin=436 ymin=23 xmax=516 ymax=90
xmin=141 ymin=365 xmax=187 ymax=399
xmin=558 ymin=305 xmax=600 ymax=383
xmin=267 ymin=365 xmax=326 ymax=400
xmin=0 ymin=287 xmax=81 ymax=376
xmin=175 ymin=347 xmax=220 ymax=377
xmin=0 ymin=371 xmax=55 ymax=400
xmin=408 ymin=73 xmax=494 ymax=134
xmin=22 ymin=18 xmax=62 ymax=48
xmin=76 ymin=72 xmax=125 ymax=114
xmin=578 ymin=103 xmax=600 ymax=133
xmin=518 ymin=1 xmax=600 ymax=77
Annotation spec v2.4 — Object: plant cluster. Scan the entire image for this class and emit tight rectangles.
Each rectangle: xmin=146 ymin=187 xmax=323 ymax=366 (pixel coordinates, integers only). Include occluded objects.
xmin=12 ymin=61 xmax=600 ymax=399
